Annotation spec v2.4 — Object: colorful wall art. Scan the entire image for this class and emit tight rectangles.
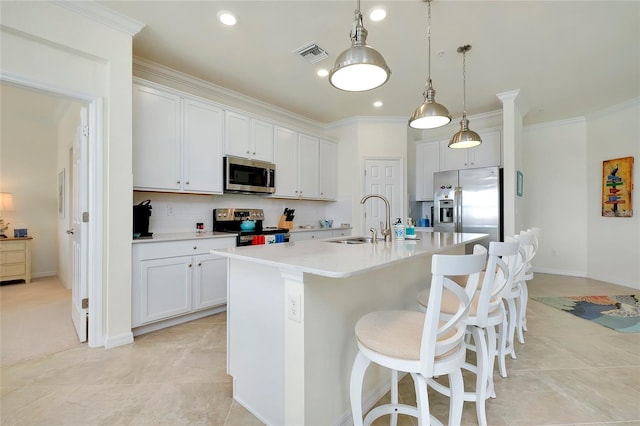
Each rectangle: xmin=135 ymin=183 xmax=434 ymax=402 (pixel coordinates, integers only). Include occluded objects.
xmin=602 ymin=156 xmax=634 ymax=217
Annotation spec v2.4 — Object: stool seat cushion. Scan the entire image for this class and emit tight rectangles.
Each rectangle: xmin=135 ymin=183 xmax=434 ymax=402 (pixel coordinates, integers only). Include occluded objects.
xmin=355 ymin=310 xmax=456 ymax=361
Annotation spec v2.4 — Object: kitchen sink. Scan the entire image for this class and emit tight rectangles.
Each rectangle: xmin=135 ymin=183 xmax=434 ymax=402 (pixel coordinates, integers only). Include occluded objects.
xmin=326 ymin=236 xmax=381 ymax=244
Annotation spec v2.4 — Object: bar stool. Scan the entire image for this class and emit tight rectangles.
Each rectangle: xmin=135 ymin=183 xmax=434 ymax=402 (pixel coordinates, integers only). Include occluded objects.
xmin=350 ymin=251 xmax=486 ymax=426
xmin=497 ymin=236 xmax=528 ymax=377
xmin=417 ymin=241 xmax=518 ymax=426
xmin=514 ymin=231 xmax=535 ymax=344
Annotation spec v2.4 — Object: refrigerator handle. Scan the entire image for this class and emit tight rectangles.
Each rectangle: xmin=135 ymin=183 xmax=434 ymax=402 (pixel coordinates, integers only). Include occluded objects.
xmin=455 ymin=186 xmax=462 ymax=232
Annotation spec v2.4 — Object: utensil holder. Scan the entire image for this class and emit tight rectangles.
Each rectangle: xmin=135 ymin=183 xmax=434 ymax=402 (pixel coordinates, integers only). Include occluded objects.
xmin=278 ymin=215 xmax=294 ymax=230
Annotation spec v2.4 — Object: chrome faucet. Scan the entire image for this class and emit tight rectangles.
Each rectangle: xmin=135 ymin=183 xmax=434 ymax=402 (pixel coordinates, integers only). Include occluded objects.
xmin=360 ymin=194 xmax=392 ymax=242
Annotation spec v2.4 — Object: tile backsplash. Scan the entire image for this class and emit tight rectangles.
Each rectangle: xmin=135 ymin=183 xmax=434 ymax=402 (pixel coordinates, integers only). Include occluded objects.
xmin=133 ymin=192 xmax=352 ymax=234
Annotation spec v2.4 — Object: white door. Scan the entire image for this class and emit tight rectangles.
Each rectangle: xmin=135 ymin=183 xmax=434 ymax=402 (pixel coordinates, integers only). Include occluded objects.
xmin=363 ymin=159 xmax=404 ymax=235
xmin=70 ymin=106 xmax=89 ymax=342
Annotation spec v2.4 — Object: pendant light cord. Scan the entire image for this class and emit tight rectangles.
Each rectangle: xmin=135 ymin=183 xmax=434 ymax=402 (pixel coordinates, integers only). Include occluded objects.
xmin=458 ymin=44 xmax=471 ymax=118
xmin=427 ymin=0 xmax=432 ymax=84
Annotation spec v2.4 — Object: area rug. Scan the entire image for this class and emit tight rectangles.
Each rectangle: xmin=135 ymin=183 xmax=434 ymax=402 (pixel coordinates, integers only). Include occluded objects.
xmin=533 ymin=295 xmax=640 ymax=333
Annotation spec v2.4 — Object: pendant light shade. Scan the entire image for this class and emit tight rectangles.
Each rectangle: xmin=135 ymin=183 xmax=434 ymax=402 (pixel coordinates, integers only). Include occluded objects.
xmin=329 ymin=1 xmax=390 ymax=92
xmin=409 ymin=0 xmax=451 ymax=130
xmin=449 ymin=45 xmax=482 ymax=149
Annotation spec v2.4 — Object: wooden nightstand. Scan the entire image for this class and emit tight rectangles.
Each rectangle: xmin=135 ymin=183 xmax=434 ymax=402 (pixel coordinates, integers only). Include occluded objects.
xmin=0 ymin=237 xmax=32 ymax=283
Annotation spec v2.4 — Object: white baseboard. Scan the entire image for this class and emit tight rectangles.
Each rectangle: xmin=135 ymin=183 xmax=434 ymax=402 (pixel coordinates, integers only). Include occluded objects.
xmin=132 ymin=306 xmax=226 ymax=337
xmin=104 ymin=331 xmax=134 ymax=349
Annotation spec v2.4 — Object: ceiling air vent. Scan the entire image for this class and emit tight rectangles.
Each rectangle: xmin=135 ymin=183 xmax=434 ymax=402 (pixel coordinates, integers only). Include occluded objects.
xmin=293 ymin=42 xmax=329 ymax=64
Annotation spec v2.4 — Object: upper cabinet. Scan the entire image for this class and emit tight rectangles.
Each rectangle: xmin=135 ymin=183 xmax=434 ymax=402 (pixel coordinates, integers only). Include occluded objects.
xmin=319 ymin=139 xmax=338 ymax=200
xmin=415 ymin=140 xmax=440 ymax=201
xmin=224 ymin=111 xmax=274 ymax=163
xmin=439 ymin=130 xmax=501 ymax=172
xmin=273 ymin=127 xmax=336 ymax=200
xmin=133 ymin=83 xmax=224 ymax=194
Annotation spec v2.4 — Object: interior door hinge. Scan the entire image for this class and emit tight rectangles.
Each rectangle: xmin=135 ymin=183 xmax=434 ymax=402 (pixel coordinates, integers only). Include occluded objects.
xmin=82 ymin=212 xmax=89 ymax=222
xmin=82 ymin=298 xmax=89 ymax=309
xmin=82 ymin=126 xmax=89 ymax=137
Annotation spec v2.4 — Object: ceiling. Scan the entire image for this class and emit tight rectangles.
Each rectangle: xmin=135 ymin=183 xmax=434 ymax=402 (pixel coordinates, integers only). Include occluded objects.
xmin=96 ymin=0 xmax=638 ymax=126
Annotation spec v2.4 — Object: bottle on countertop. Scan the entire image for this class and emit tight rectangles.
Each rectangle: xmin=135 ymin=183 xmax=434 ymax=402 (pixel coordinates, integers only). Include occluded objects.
xmin=405 ymin=218 xmax=415 ymax=238
xmin=394 ymin=218 xmax=405 ymax=240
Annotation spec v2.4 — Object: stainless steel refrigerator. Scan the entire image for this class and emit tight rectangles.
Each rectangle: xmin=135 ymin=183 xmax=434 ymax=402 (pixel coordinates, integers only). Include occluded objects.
xmin=433 ymin=167 xmax=502 ymax=252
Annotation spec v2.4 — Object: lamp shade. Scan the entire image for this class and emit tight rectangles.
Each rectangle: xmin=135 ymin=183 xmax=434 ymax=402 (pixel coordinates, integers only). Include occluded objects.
xmin=329 ymin=45 xmax=390 ymax=91
xmin=0 ymin=192 xmax=14 ymax=212
xmin=408 ymin=84 xmax=452 ymax=129
xmin=448 ymin=117 xmax=482 ymax=149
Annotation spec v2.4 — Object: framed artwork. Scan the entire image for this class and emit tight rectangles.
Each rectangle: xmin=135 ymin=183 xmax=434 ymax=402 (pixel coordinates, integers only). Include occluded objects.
xmin=602 ymin=156 xmax=634 ymax=217
xmin=516 ymin=171 xmax=524 ymax=197
xmin=58 ymin=169 xmax=65 ymax=219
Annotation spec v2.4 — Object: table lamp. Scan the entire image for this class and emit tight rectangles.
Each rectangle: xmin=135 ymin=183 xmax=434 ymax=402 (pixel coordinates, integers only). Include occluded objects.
xmin=0 ymin=192 xmax=14 ymax=238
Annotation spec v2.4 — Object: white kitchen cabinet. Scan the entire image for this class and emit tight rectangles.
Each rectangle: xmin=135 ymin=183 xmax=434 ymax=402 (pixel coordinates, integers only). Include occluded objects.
xmin=319 ymin=139 xmax=338 ymax=200
xmin=415 ymin=140 xmax=440 ymax=201
xmin=133 ymin=82 xmax=224 ymax=194
xmin=439 ymin=129 xmax=501 ymax=171
xmin=332 ymin=228 xmax=352 ymax=238
xmin=273 ymin=127 xmax=320 ymax=199
xmin=132 ymin=236 xmax=234 ymax=329
xmin=224 ymin=111 xmax=274 ymax=163
xmin=289 ymin=229 xmax=332 ymax=241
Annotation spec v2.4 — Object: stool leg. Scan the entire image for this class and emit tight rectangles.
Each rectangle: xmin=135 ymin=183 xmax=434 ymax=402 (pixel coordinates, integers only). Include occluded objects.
xmin=486 ymin=325 xmax=498 ymax=398
xmin=471 ymin=327 xmax=488 ymax=426
xmin=498 ymin=304 xmax=508 ymax=378
xmin=350 ymin=351 xmax=371 ymax=426
xmin=390 ymin=369 xmax=398 ymax=426
xmin=448 ymin=369 xmax=464 ymax=426
xmin=412 ymin=373 xmax=431 ymax=426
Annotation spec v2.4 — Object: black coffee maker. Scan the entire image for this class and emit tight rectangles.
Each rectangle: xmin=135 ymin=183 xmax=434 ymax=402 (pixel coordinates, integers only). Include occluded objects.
xmin=133 ymin=200 xmax=153 ymax=239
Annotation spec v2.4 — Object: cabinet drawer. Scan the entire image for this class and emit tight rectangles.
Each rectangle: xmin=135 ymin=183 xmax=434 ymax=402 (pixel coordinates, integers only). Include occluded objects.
xmin=134 ymin=237 xmax=236 ymax=260
xmin=0 ymin=251 xmax=26 ymax=264
xmin=1 ymin=263 xmax=26 ymax=277
xmin=0 ymin=240 xmax=25 ymax=252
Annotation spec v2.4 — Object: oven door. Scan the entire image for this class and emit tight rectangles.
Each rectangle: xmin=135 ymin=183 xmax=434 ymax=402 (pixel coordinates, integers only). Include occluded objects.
xmin=224 ymin=156 xmax=275 ymax=194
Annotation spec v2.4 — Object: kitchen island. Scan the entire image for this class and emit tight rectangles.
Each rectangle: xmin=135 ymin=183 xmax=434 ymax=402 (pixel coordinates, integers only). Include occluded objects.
xmin=213 ymin=231 xmax=487 ymax=425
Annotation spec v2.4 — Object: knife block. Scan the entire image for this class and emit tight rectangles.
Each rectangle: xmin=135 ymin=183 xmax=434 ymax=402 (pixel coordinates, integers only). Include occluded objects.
xmin=278 ymin=215 xmax=294 ymax=230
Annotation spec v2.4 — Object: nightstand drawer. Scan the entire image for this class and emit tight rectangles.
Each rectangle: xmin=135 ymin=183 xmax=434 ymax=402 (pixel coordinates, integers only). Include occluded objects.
xmin=0 ymin=251 xmax=25 ymax=264
xmin=0 ymin=240 xmax=26 ymax=252
xmin=1 ymin=263 xmax=26 ymax=277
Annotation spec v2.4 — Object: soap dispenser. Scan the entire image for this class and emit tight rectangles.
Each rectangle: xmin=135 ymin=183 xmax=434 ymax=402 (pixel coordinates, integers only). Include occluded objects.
xmin=393 ymin=218 xmax=405 ymax=240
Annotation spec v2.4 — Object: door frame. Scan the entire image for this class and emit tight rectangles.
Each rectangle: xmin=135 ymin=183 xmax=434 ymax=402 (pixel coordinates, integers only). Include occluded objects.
xmin=1 ymin=75 xmax=105 ymax=348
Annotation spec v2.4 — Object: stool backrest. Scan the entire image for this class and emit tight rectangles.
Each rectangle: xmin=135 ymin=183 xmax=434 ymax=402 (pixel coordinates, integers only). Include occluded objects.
xmin=420 ymin=251 xmax=486 ymax=377
xmin=502 ymin=236 xmax=528 ymax=296
xmin=474 ymin=240 xmax=519 ymax=325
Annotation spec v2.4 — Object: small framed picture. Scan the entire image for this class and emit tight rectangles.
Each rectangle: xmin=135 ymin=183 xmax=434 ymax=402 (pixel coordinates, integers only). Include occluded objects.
xmin=516 ymin=171 xmax=524 ymax=197
xmin=14 ymin=228 xmax=27 ymax=238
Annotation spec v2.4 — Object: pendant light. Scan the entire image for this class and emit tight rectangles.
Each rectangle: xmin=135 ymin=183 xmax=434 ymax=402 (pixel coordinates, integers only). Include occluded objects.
xmin=408 ymin=0 xmax=451 ymax=129
xmin=329 ymin=0 xmax=391 ymax=92
xmin=449 ymin=45 xmax=482 ymax=149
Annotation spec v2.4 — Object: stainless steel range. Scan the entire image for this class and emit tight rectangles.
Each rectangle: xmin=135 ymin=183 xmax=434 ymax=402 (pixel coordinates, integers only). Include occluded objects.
xmin=213 ymin=208 xmax=290 ymax=246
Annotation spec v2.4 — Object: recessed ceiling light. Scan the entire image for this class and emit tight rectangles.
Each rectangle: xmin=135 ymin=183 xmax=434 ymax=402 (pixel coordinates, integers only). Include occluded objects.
xmin=369 ymin=7 xmax=387 ymax=22
xmin=217 ymin=10 xmax=237 ymax=26
xmin=373 ymin=101 xmax=383 ymax=108
xmin=317 ymin=69 xmax=329 ymax=78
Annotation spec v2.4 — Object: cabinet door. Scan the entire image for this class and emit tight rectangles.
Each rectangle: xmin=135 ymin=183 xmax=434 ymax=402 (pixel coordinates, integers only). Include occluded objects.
xmin=224 ymin=110 xmax=251 ymax=158
xmin=133 ymin=84 xmax=182 ymax=191
xmin=193 ymin=253 xmax=227 ymax=310
xmin=298 ymin=134 xmax=320 ymax=199
xmin=439 ymin=139 xmax=469 ymax=171
xmin=183 ymin=98 xmax=224 ymax=194
xmin=138 ymin=257 xmax=192 ymax=324
xmin=416 ymin=141 xmax=440 ymax=201
xmin=469 ymin=130 xmax=501 ymax=168
xmin=273 ymin=126 xmax=299 ymax=197
xmin=251 ymin=119 xmax=274 ymax=163
xmin=319 ymin=139 xmax=337 ymax=200
xmin=332 ymin=229 xmax=352 ymax=238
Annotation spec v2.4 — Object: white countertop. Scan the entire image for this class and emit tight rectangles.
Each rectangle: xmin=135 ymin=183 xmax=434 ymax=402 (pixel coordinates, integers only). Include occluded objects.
xmin=213 ymin=231 xmax=487 ymax=278
xmin=132 ymin=232 xmax=237 ymax=244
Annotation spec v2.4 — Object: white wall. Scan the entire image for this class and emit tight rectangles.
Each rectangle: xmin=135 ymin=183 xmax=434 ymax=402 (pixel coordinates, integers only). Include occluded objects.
xmin=0 ymin=105 xmax=59 ymax=277
xmin=586 ymin=100 xmax=640 ymax=288
xmin=523 ymin=118 xmax=588 ymax=277
xmin=1 ymin=1 xmax=137 ymax=347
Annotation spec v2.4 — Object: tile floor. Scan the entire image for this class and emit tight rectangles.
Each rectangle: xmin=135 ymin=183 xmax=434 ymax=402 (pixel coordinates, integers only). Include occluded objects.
xmin=1 ymin=273 xmax=639 ymax=425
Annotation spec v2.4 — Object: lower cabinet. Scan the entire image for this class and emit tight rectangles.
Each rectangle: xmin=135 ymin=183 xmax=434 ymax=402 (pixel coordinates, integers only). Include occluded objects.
xmin=132 ymin=237 xmax=235 ymax=329
xmin=289 ymin=228 xmax=352 ymax=242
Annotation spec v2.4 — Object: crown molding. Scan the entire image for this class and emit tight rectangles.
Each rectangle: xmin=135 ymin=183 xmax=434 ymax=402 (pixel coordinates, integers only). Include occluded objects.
xmin=52 ymin=1 xmax=145 ymax=36
xmin=133 ymin=57 xmax=325 ymax=131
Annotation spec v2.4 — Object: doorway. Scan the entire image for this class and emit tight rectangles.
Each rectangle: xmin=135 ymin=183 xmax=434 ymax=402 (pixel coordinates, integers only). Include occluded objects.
xmin=363 ymin=158 xmax=404 ymax=235
xmin=0 ymin=82 xmax=89 ymax=347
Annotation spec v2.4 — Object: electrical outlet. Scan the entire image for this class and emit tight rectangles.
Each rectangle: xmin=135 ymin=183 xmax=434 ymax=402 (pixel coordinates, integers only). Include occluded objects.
xmin=167 ymin=204 xmax=175 ymax=216
xmin=288 ymin=292 xmax=301 ymax=322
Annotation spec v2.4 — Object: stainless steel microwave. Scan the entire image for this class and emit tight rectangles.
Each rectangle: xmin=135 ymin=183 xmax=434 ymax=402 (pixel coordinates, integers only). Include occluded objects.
xmin=223 ymin=156 xmax=276 ymax=194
